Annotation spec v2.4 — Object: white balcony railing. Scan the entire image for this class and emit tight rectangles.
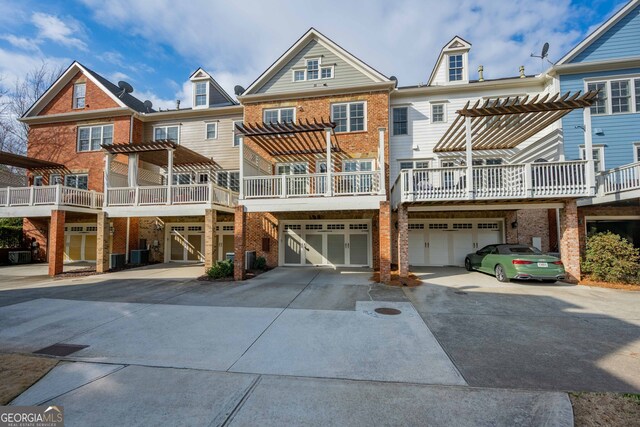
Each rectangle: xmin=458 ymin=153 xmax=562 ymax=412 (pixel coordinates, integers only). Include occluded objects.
xmin=105 ymin=183 xmax=238 ymax=208
xmin=598 ymin=161 xmax=640 ymax=195
xmin=395 ymin=160 xmax=589 ymax=203
xmin=0 ymin=185 xmax=103 ymax=209
xmin=243 ymin=171 xmax=382 ymax=199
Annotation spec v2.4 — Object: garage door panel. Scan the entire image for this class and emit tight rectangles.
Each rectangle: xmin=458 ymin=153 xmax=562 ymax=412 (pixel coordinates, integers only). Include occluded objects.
xmin=428 ymin=230 xmax=449 ymax=266
xmin=452 ymin=230 xmax=473 ymax=267
xmin=284 ymin=233 xmax=303 ymax=265
xmin=408 ymin=230 xmax=425 ymax=265
xmin=327 ymin=234 xmax=345 ymax=265
xmin=304 ymin=234 xmax=324 ymax=265
xmin=349 ymin=234 xmax=368 ymax=265
xmin=84 ymin=235 xmax=97 ymax=261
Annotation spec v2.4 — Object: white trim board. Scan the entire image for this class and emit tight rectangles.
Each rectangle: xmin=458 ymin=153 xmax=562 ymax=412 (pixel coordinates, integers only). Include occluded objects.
xmin=242 ymin=195 xmax=385 ymax=212
xmin=407 ymin=203 xmax=565 ymax=212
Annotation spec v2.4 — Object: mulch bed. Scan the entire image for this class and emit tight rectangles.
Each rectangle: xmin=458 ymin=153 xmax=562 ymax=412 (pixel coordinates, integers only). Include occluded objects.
xmin=579 ymin=277 xmax=640 ymax=291
xmin=197 ymin=268 xmax=271 ymax=282
xmin=570 ymin=392 xmax=640 ymax=427
xmin=371 ymin=270 xmax=423 ymax=287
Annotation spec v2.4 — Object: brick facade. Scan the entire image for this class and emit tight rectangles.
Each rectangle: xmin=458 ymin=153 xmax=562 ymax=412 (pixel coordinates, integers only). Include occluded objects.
xmin=40 ymin=71 xmax=120 ymax=115
xmin=559 ymin=200 xmax=581 ymax=282
xmin=379 ymin=201 xmax=392 ymax=283
xmin=204 ymin=209 xmax=217 ymax=269
xmin=234 ymin=206 xmax=246 ymax=280
xmin=22 ymin=218 xmax=48 ymax=262
xmin=48 ymin=210 xmax=65 ymax=276
xmin=397 ymin=204 xmax=409 ymax=277
xmin=96 ymin=212 xmax=110 ymax=273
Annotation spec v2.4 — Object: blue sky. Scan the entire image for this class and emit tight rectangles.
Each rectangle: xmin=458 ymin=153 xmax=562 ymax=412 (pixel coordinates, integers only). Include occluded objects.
xmin=0 ymin=0 xmax=627 ymax=109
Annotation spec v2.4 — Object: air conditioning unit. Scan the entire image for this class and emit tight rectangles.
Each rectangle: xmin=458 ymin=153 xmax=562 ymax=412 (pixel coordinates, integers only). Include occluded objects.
xmin=110 ymin=253 xmax=126 ymax=270
xmin=8 ymin=251 xmax=31 ymax=264
xmin=245 ymin=251 xmax=256 ymax=270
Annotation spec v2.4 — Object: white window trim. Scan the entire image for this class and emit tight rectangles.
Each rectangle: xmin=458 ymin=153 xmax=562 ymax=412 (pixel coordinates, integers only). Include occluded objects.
xmin=446 ymin=53 xmax=466 ymax=83
xmin=153 ymin=124 xmax=181 ymax=144
xmin=320 ymin=65 xmax=334 ymax=80
xmin=342 ymin=158 xmax=376 ymax=172
xmin=33 ymin=176 xmax=43 ymax=186
xmin=263 ymin=107 xmax=296 ymax=124
xmin=398 ymin=159 xmax=431 ymax=170
xmin=73 ymin=82 xmax=86 ymax=109
xmin=232 ymin=120 xmax=242 ymax=147
xmin=64 ymin=173 xmax=89 ymax=189
xmin=276 ymin=162 xmax=308 ymax=174
xmin=205 ymin=122 xmax=218 ymax=140
xmin=50 ymin=174 xmax=63 ymax=185
xmin=584 ymin=74 xmax=640 ymax=116
xmin=633 ymin=142 xmax=640 ymax=163
xmin=580 ymin=145 xmax=606 ymax=172
xmin=431 ymin=102 xmax=447 ymax=124
xmin=193 ymin=80 xmax=209 ymax=109
xmin=331 ymin=101 xmax=368 ymax=133
xmin=291 ymin=57 xmax=334 ymax=82
xmin=392 ymin=106 xmax=409 ymax=136
xmin=215 ymin=170 xmax=240 ymax=191
xmin=77 ymin=123 xmax=114 ymax=152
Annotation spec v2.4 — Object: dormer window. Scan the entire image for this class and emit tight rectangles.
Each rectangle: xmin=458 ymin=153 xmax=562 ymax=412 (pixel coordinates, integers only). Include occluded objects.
xmin=448 ymin=55 xmax=463 ymax=82
xmin=194 ymin=81 xmax=208 ymax=107
xmin=73 ymin=83 xmax=85 ymax=109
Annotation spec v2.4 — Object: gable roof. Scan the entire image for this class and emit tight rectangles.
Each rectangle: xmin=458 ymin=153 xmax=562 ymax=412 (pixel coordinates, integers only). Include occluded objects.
xmin=188 ymin=67 xmax=237 ymax=105
xmin=23 ymin=61 xmax=151 ymax=117
xmin=427 ymin=36 xmax=472 ymax=86
xmin=556 ymin=0 xmax=640 ymax=65
xmin=242 ymin=28 xmax=391 ymax=96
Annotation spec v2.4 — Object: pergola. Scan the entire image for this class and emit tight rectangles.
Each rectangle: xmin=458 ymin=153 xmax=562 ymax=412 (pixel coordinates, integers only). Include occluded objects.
xmin=0 ymin=151 xmax=65 ymax=170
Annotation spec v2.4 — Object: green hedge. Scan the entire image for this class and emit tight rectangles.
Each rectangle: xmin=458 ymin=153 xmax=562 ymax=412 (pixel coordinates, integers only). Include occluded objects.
xmin=0 ymin=218 xmax=23 ymax=248
xmin=582 ymin=232 xmax=640 ymax=284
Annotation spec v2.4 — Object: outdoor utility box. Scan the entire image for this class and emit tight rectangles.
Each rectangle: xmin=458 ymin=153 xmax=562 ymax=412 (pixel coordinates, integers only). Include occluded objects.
xmin=110 ymin=253 xmax=126 ymax=269
xmin=225 ymin=252 xmax=234 ymax=262
xmin=8 ymin=251 xmax=31 ymax=264
xmin=130 ymin=249 xmax=149 ymax=265
xmin=245 ymin=251 xmax=256 ymax=270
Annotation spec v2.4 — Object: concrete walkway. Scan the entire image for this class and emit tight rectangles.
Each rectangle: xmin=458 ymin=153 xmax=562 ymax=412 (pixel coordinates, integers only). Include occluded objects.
xmin=0 ymin=265 xmax=579 ymax=426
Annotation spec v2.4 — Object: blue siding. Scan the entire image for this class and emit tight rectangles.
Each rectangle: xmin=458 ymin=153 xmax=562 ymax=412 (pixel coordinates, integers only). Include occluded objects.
xmin=560 ymin=68 xmax=640 ymax=169
xmin=571 ymin=6 xmax=640 ymax=63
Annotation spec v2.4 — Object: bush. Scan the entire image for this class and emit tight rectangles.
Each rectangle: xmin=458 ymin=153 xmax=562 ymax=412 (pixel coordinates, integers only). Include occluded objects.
xmin=206 ymin=259 xmax=234 ymax=279
xmin=582 ymin=232 xmax=640 ymax=284
xmin=0 ymin=218 xmax=23 ymax=248
xmin=253 ymin=256 xmax=267 ymax=271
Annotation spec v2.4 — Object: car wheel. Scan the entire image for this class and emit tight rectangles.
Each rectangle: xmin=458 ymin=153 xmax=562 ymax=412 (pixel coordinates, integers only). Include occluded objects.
xmin=495 ymin=265 xmax=509 ymax=283
xmin=464 ymin=258 xmax=472 ymax=271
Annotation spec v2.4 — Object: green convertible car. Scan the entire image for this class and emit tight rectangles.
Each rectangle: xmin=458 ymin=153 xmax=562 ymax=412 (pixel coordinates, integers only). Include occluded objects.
xmin=465 ymin=244 xmax=565 ymax=283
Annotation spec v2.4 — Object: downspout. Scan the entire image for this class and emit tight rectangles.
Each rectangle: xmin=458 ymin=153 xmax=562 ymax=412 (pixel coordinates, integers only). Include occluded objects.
xmin=556 ymin=208 xmax=561 ymax=254
xmin=129 ymin=115 xmax=134 ymax=144
xmin=125 ymin=217 xmax=130 ymax=263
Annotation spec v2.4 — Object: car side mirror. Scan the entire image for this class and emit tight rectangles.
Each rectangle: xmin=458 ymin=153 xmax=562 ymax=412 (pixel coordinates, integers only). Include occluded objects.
xmin=476 ymin=250 xmax=482 ymax=255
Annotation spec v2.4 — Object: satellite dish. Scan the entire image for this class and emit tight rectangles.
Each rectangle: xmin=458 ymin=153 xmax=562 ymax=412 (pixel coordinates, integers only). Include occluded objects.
xmin=143 ymin=100 xmax=153 ymax=113
xmin=117 ymin=81 xmax=134 ymax=98
xmin=234 ymin=85 xmax=245 ymax=96
xmin=541 ymin=42 xmax=549 ymax=59
xmin=389 ymin=76 xmax=398 ymax=86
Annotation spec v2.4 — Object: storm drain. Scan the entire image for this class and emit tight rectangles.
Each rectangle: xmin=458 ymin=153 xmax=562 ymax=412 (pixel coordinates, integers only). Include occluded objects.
xmin=374 ymin=307 xmax=402 ymax=315
xmin=34 ymin=344 xmax=89 ymax=357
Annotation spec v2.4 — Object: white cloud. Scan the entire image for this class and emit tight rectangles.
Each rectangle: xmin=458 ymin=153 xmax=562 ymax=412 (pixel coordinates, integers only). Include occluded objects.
xmin=0 ymin=34 xmax=39 ymax=52
xmin=134 ymin=89 xmax=181 ymax=111
xmin=0 ymin=48 xmax=68 ymax=89
xmin=31 ymin=12 xmax=87 ymax=51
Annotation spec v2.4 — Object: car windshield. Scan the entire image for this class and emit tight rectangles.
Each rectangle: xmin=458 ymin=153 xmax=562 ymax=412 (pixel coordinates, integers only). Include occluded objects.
xmin=504 ymin=246 xmax=542 ymax=255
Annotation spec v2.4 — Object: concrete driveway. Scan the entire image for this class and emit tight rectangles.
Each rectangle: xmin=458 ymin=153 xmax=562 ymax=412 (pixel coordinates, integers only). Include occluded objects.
xmin=0 ymin=264 xmax=590 ymax=425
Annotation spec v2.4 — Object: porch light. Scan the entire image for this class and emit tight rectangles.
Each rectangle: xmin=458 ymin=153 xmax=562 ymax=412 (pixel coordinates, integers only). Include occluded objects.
xmin=511 ymin=221 xmax=518 ymax=229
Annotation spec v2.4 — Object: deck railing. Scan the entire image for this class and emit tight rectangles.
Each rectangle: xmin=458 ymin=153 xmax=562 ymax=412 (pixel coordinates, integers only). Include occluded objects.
xmin=243 ymin=171 xmax=382 ymax=199
xmin=0 ymin=185 xmax=102 ymax=209
xmin=598 ymin=161 xmax=640 ymax=195
xmin=395 ymin=160 xmax=589 ymax=203
xmin=105 ymin=183 xmax=238 ymax=208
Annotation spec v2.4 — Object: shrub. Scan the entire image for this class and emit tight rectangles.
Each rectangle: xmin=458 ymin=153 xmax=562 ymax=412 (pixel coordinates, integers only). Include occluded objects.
xmin=253 ymin=256 xmax=267 ymax=271
xmin=0 ymin=218 xmax=23 ymax=248
xmin=206 ymin=259 xmax=234 ymax=279
xmin=582 ymin=232 xmax=640 ymax=284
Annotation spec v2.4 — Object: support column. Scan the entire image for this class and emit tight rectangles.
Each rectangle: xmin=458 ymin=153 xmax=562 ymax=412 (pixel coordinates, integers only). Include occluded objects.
xmin=379 ymin=201 xmax=392 ymax=284
xmin=48 ymin=210 xmax=65 ymax=276
xmin=397 ymin=204 xmax=409 ymax=278
xmin=559 ymin=199 xmax=580 ymax=283
xmin=166 ymin=148 xmax=174 ymax=205
xmin=238 ymin=136 xmax=244 ymax=200
xmin=582 ymin=107 xmax=596 ymax=195
xmin=97 ymin=212 xmax=110 ymax=273
xmin=204 ymin=208 xmax=217 ymax=270
xmin=234 ymin=205 xmax=246 ymax=281
xmin=378 ymin=127 xmax=386 ymax=195
xmin=103 ymin=153 xmax=112 ymax=206
xmin=465 ymin=116 xmax=474 ymax=199
xmin=325 ymin=128 xmax=332 ymax=196
xmin=128 ymin=153 xmax=139 ymax=187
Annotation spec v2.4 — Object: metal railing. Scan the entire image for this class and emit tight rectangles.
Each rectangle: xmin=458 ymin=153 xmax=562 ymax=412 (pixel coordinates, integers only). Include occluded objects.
xmin=395 ymin=160 xmax=589 ymax=203
xmin=0 ymin=185 xmax=102 ymax=209
xmin=598 ymin=161 xmax=640 ymax=195
xmin=105 ymin=183 xmax=238 ymax=208
xmin=242 ymin=171 xmax=382 ymax=199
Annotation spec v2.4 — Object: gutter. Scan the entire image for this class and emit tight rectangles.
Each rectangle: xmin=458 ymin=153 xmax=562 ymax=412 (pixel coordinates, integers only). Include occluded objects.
xmin=19 ymin=107 xmax=134 ymax=124
xmin=238 ymin=81 xmax=396 ymax=103
xmin=392 ymin=75 xmax=550 ymax=98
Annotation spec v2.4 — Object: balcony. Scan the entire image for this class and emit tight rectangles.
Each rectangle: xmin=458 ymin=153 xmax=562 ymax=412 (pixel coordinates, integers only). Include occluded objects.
xmin=581 ymin=161 xmax=640 ymax=206
xmin=392 ymin=160 xmax=590 ymax=206
xmin=0 ymin=184 xmax=103 ymax=217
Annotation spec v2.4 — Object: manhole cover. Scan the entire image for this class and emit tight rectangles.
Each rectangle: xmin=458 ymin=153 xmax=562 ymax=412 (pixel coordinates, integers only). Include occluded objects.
xmin=454 ymin=291 xmax=468 ymax=295
xmin=34 ymin=344 xmax=89 ymax=357
xmin=374 ymin=307 xmax=401 ymax=315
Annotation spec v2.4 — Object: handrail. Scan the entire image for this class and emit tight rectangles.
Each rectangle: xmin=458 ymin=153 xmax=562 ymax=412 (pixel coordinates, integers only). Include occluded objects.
xmin=105 ymin=184 xmax=238 ymax=207
xmin=0 ymin=185 xmax=103 ymax=209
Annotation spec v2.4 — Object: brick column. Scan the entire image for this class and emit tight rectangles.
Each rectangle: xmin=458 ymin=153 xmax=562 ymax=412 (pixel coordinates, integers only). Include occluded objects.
xmin=204 ymin=209 xmax=217 ymax=270
xmin=96 ymin=212 xmax=110 ymax=273
xmin=559 ymin=200 xmax=580 ymax=283
xmin=397 ymin=204 xmax=409 ymax=278
xmin=379 ymin=201 xmax=392 ymax=284
xmin=234 ymin=205 xmax=246 ymax=281
xmin=48 ymin=210 xmax=65 ymax=276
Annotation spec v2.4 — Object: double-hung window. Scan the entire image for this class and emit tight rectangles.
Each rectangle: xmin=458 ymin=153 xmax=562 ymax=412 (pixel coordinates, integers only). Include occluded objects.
xmin=233 ymin=121 xmax=242 ymax=147
xmin=263 ymin=108 xmax=295 ymax=124
xmin=331 ymin=102 xmax=365 ymax=133
xmin=635 ymin=79 xmax=640 ymax=112
xmin=580 ymin=146 xmax=605 ymax=173
xmin=293 ymin=58 xmax=333 ymax=81
xmin=73 ymin=83 xmax=86 ymax=109
xmin=448 ymin=55 xmax=463 ymax=82
xmin=215 ymin=171 xmax=240 ymax=192
xmin=587 ymin=82 xmax=607 ymax=115
xmin=306 ymin=59 xmax=319 ymax=80
xmin=50 ymin=174 xmax=63 ymax=185
xmin=154 ymin=125 xmax=179 ymax=143
xmin=33 ymin=176 xmax=43 ymax=186
xmin=610 ymin=80 xmax=630 ymax=114
xmin=206 ymin=122 xmax=217 ymax=139
xmin=194 ymin=81 xmax=208 ymax=107
xmin=393 ymin=107 xmax=408 ymax=135
xmin=77 ymin=124 xmax=113 ymax=152
xmin=172 ymin=173 xmax=192 ymax=185
xmin=431 ymin=103 xmax=445 ymax=123
xmin=64 ymin=174 xmax=88 ymax=190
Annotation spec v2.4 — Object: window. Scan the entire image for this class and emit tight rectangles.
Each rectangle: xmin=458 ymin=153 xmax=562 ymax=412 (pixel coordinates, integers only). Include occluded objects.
xmin=215 ymin=170 xmax=240 ymax=192
xmin=587 ymin=82 xmax=607 ymax=115
xmin=172 ymin=173 xmax=192 ymax=185
xmin=154 ymin=125 xmax=179 ymax=143
xmin=393 ymin=107 xmax=408 ymax=135
xmin=580 ymin=146 xmax=605 ymax=173
xmin=293 ymin=70 xmax=305 ymax=81
xmin=33 ymin=176 xmax=43 ymax=186
xmin=194 ymin=81 xmax=208 ymax=107
xmin=64 ymin=174 xmax=88 ymax=190
xmin=233 ymin=121 xmax=242 ymax=147
xmin=263 ymin=108 xmax=295 ymax=124
xmin=73 ymin=83 xmax=85 ymax=109
xmin=634 ymin=143 xmax=640 ymax=163
xmin=197 ymin=172 xmax=209 ymax=184
xmin=307 ymin=59 xmax=319 ymax=80
xmin=610 ymin=80 xmax=630 ymax=114
xmin=636 ymin=79 xmax=640 ymax=112
xmin=399 ymin=160 xmax=429 ymax=170
xmin=77 ymin=124 xmax=113 ymax=152
xmin=277 ymin=163 xmax=308 ymax=175
xmin=448 ymin=54 xmax=463 ymax=81
xmin=331 ymin=102 xmax=365 ymax=133
xmin=321 ymin=67 xmax=333 ymax=79
xmin=431 ymin=103 xmax=445 ymax=123
xmin=50 ymin=174 xmax=63 ymax=185
xmin=229 ymin=171 xmax=240 ymax=192
xmin=206 ymin=122 xmax=217 ymax=139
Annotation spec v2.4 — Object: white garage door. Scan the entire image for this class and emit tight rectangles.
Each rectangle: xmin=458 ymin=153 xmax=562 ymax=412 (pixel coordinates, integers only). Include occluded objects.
xmin=64 ymin=223 xmax=112 ymax=263
xmin=281 ymin=220 xmax=371 ymax=267
xmin=408 ymin=220 xmax=504 ymax=267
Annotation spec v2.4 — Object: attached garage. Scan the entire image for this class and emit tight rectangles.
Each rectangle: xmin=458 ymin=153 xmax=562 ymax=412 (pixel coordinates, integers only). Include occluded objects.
xmin=408 ymin=219 xmax=505 ymax=267
xmin=280 ymin=220 xmax=372 ymax=267
xmin=165 ymin=223 xmax=205 ymax=262
xmin=64 ymin=223 xmax=112 ymax=263
xmin=217 ymin=222 xmax=235 ymax=261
